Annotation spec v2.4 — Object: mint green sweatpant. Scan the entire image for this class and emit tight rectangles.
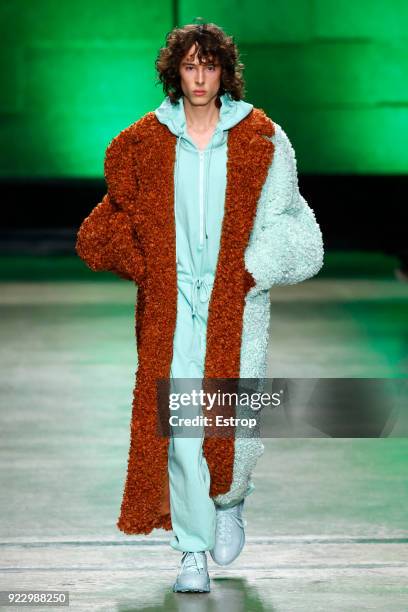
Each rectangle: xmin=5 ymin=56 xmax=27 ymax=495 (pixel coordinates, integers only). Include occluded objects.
xmin=167 ymin=276 xmax=254 ymax=553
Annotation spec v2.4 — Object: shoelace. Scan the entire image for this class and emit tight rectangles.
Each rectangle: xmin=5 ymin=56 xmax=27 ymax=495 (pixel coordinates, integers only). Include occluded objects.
xmin=179 ymin=551 xmax=206 ymax=574
xmin=216 ymin=508 xmax=247 ymax=544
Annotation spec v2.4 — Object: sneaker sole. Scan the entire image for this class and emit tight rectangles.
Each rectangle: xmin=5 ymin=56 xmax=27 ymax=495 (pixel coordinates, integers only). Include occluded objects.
xmin=173 ymin=583 xmax=210 ymax=593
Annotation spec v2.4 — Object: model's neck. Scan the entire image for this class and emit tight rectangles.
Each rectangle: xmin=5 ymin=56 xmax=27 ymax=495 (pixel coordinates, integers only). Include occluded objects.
xmin=183 ymin=95 xmax=221 ymax=132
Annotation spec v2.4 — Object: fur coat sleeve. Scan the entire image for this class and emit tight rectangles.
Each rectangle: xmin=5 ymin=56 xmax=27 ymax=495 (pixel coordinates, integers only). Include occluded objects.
xmin=75 ymin=132 xmax=146 ymax=284
xmin=245 ymin=123 xmax=324 ymax=294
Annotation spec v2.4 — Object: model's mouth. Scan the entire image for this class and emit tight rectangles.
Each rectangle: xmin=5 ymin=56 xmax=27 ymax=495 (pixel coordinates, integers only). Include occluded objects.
xmin=193 ymin=90 xmax=206 ymax=95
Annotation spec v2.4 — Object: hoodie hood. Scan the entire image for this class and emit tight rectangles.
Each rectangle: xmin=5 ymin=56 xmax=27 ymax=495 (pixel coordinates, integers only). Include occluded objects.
xmin=154 ymin=92 xmax=253 ymax=140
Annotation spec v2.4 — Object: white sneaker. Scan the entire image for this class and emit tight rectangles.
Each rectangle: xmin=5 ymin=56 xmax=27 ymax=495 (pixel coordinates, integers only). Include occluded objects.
xmin=209 ymin=499 xmax=247 ymax=565
xmin=172 ymin=551 xmax=211 ymax=593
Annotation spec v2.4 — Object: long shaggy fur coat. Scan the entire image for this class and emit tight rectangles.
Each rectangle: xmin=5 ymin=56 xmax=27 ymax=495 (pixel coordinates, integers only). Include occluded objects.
xmin=75 ymin=106 xmax=324 ymax=535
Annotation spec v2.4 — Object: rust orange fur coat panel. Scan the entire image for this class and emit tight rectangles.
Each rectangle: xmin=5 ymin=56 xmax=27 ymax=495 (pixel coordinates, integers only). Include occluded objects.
xmin=75 ymin=107 xmax=324 ymax=535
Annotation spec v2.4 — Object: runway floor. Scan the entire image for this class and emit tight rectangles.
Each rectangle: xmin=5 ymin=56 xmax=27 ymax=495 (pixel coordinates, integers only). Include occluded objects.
xmin=0 ymin=269 xmax=407 ymax=610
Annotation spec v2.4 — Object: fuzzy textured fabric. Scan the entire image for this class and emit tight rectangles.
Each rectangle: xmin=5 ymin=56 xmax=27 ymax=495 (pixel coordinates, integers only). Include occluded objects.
xmin=212 ymin=123 xmax=325 ymax=506
xmin=75 ymin=108 xmax=324 ymax=534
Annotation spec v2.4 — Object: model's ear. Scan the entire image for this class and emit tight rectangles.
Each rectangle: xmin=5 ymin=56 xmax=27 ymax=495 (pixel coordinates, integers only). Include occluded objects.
xmin=104 ymin=127 xmax=139 ymax=215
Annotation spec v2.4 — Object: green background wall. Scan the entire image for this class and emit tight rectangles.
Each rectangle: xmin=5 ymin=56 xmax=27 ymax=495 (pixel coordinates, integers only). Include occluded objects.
xmin=1 ymin=0 xmax=407 ymax=177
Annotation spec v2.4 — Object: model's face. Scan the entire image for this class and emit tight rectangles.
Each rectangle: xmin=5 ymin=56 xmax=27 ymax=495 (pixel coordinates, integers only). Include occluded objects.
xmin=179 ymin=43 xmax=222 ymax=106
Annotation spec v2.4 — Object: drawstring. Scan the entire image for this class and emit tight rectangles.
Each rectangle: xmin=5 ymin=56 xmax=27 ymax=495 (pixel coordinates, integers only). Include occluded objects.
xmin=191 ymin=276 xmax=212 ymax=317
xmin=204 ymin=139 xmax=214 ymax=242
xmin=174 ymin=135 xmax=182 ymax=263
xmin=190 ymin=275 xmax=213 ymax=354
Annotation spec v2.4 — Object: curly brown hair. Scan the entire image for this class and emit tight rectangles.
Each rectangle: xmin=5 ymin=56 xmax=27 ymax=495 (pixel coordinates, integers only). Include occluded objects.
xmin=155 ymin=19 xmax=246 ymax=104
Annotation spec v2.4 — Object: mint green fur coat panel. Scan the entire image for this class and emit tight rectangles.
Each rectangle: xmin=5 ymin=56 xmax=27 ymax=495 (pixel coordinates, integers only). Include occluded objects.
xmin=213 ymin=123 xmax=325 ymax=507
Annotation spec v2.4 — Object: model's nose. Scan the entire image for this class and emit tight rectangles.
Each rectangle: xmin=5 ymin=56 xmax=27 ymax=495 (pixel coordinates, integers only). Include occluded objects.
xmin=196 ymin=67 xmax=205 ymax=84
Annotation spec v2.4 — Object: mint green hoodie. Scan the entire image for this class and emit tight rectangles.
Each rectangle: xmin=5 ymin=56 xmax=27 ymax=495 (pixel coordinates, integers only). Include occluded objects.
xmin=154 ymin=92 xmax=253 ymax=376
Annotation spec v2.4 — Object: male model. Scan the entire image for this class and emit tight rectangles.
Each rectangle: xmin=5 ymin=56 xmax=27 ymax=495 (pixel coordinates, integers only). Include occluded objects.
xmin=75 ymin=21 xmax=324 ymax=593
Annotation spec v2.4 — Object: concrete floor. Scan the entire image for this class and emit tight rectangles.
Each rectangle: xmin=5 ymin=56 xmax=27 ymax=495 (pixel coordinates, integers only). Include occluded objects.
xmin=0 ymin=277 xmax=407 ymax=610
